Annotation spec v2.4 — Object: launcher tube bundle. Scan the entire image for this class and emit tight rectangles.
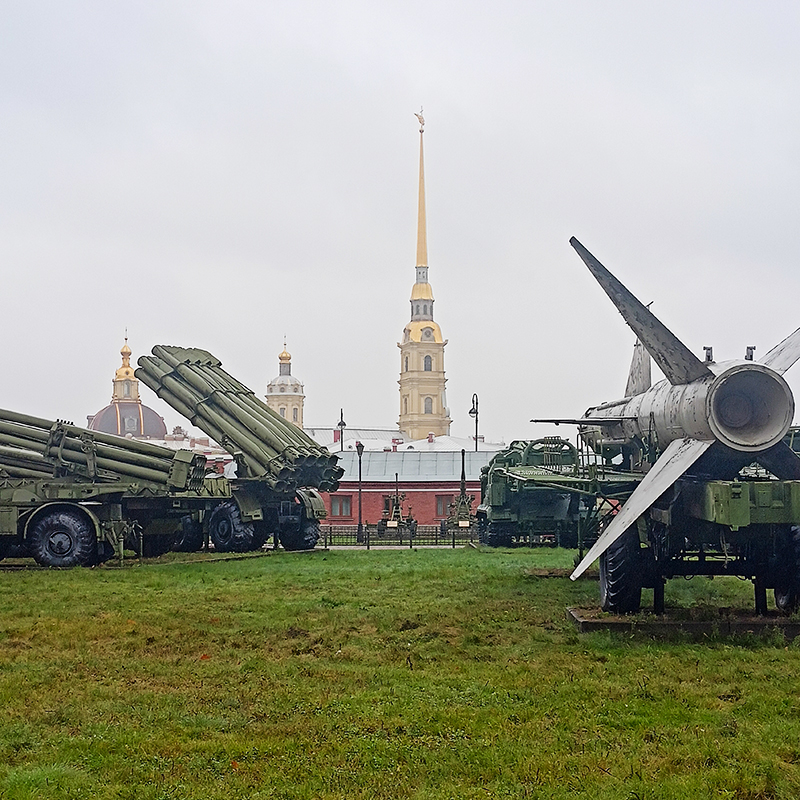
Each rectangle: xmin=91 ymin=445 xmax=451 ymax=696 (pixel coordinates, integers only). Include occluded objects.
xmin=0 ymin=408 xmax=206 ymax=491
xmin=136 ymin=346 xmax=342 ymax=492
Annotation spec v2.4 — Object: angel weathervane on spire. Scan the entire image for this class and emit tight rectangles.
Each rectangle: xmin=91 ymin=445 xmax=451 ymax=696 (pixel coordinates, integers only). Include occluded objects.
xmin=414 ymin=108 xmax=425 ymax=132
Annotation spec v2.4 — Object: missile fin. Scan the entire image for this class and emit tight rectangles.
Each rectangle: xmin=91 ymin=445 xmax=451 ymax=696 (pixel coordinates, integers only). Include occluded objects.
xmin=570 ymin=437 xmax=713 ymax=580
xmin=761 ymin=326 xmax=800 ymax=375
xmin=625 ymin=339 xmax=652 ymax=397
xmin=569 ymin=238 xmax=712 ymax=385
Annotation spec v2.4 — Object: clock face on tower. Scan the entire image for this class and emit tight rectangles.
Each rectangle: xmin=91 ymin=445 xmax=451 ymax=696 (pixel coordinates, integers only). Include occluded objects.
xmin=422 ymin=327 xmax=433 ymax=340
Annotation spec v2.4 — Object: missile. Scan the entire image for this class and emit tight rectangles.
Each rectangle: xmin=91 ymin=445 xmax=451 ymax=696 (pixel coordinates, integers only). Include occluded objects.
xmin=567 ymin=237 xmax=800 ymax=580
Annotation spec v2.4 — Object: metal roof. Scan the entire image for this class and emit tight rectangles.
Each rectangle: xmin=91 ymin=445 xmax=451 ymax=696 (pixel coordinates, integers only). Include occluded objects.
xmin=332 ymin=450 xmax=491 ymax=482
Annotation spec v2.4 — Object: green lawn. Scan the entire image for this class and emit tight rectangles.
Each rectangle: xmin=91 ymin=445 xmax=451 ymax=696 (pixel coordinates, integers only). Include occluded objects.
xmin=1 ymin=548 xmax=799 ymax=799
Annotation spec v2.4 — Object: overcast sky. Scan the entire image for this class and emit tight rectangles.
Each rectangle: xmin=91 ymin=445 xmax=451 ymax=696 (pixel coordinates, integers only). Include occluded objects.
xmin=2 ymin=1 xmax=800 ymax=444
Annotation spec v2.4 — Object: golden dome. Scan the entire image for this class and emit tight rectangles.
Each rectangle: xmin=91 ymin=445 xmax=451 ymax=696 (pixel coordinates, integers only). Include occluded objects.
xmin=410 ymin=282 xmax=434 ymax=301
xmin=115 ymin=338 xmax=135 ymax=380
xmin=402 ymin=320 xmax=444 ymax=344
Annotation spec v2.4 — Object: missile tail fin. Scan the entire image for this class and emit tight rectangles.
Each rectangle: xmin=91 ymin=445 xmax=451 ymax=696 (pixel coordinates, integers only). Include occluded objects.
xmin=570 ymin=437 xmax=713 ymax=580
xmin=569 ymin=238 xmax=712 ymax=385
xmin=761 ymin=326 xmax=800 ymax=375
xmin=624 ymin=339 xmax=652 ymax=397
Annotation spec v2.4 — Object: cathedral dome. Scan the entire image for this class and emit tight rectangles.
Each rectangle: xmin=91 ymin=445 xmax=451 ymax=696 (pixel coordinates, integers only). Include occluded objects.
xmin=87 ymin=339 xmax=167 ymax=439
xmin=88 ymin=402 xmax=168 ymax=439
xmin=402 ymin=320 xmax=444 ymax=344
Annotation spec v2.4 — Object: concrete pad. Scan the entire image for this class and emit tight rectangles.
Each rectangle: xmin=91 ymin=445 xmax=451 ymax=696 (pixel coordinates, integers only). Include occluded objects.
xmin=567 ymin=606 xmax=800 ymax=640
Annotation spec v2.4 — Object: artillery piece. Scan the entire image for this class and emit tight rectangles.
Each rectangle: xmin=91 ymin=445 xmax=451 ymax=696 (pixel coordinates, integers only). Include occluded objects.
xmin=375 ymin=472 xmax=417 ymax=539
xmin=441 ymin=449 xmax=476 ymax=538
xmin=0 ymin=345 xmax=342 ymax=567
xmin=136 ymin=345 xmax=343 ymax=553
xmin=0 ymin=408 xmax=209 ymax=566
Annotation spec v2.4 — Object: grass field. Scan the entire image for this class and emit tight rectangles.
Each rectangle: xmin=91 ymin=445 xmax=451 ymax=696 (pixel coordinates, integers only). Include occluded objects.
xmin=1 ymin=547 xmax=800 ymax=799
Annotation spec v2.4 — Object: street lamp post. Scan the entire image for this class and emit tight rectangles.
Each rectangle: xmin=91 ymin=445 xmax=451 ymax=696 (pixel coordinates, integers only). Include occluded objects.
xmin=337 ymin=408 xmax=346 ymax=452
xmin=356 ymin=440 xmax=364 ymax=544
xmin=469 ymin=393 xmax=479 ymax=451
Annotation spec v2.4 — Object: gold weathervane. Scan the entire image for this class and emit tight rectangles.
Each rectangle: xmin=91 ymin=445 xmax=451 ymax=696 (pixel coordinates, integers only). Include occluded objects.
xmin=414 ymin=108 xmax=425 ymax=132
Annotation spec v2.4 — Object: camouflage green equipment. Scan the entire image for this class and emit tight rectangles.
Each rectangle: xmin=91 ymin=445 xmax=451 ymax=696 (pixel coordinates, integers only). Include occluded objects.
xmin=477 ymin=437 xmax=643 ymax=549
xmin=0 ymin=408 xmax=206 ymax=490
xmin=0 ymin=408 xmax=214 ymax=567
xmin=376 ymin=472 xmax=417 ymax=538
xmin=441 ymin=449 xmax=476 ymax=537
xmin=0 ymin=345 xmax=340 ymax=568
xmin=136 ymin=346 xmax=342 ymax=492
xmin=136 ymin=345 xmax=340 ymax=553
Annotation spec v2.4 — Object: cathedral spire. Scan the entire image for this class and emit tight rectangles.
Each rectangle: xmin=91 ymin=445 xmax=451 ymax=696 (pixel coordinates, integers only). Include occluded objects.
xmin=399 ymin=111 xmax=451 ymax=440
xmin=414 ymin=109 xmax=427 ymax=268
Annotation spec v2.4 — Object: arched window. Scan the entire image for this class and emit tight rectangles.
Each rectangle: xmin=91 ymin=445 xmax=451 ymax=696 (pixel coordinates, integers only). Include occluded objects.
xmin=423 ymin=304 xmax=427 ymax=315
xmin=404 ymin=356 xmax=408 ymax=372
xmin=424 ymin=355 xmax=432 ymax=371
xmin=279 ymin=407 xmax=286 ymax=418
xmin=403 ymin=396 xmax=408 ymax=415
xmin=416 ymin=304 xmax=420 ymax=314
xmin=424 ymin=397 xmax=433 ymax=414
xmin=292 ymin=408 xmax=298 ymax=422
xmin=123 ymin=381 xmax=131 ymax=398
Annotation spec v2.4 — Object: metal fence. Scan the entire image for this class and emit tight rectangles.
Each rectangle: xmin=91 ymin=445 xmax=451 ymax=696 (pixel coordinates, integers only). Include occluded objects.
xmin=320 ymin=524 xmax=475 ymax=548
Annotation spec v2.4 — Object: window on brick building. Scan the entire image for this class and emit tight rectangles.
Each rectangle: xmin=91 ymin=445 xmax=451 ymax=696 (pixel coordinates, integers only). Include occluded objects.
xmin=436 ymin=495 xmax=453 ymax=518
xmin=331 ymin=496 xmax=352 ymax=517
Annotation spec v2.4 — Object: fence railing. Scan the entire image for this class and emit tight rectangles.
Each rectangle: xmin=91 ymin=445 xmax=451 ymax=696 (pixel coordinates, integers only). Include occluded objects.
xmin=320 ymin=524 xmax=475 ymax=548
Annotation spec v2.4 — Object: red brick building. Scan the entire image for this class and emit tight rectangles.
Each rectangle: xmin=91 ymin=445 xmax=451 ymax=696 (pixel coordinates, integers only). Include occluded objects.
xmin=320 ymin=451 xmax=490 ymax=526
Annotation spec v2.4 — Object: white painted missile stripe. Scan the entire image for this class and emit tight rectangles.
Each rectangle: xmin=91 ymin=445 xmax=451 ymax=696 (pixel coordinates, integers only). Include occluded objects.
xmin=761 ymin=326 xmax=800 ymax=375
xmin=569 ymin=437 xmax=714 ymax=581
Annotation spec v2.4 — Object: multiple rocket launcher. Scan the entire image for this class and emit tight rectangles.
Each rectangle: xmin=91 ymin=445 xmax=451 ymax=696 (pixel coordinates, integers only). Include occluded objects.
xmin=0 ymin=407 xmax=206 ymax=491
xmin=0 ymin=346 xmax=342 ymax=498
xmin=135 ymin=345 xmax=343 ymax=493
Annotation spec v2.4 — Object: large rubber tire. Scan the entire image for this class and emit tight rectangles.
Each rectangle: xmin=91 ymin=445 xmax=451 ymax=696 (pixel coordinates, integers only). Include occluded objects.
xmin=599 ymin=526 xmax=643 ymax=614
xmin=172 ymin=515 xmax=204 ymax=553
xmin=774 ymin=526 xmax=800 ymax=614
xmin=279 ymin=521 xmax=320 ymax=551
xmin=27 ymin=510 xmax=97 ymax=568
xmin=208 ymin=501 xmax=255 ymax=553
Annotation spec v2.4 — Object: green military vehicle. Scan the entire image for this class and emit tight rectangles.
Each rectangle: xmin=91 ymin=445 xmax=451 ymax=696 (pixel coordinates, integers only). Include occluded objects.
xmin=0 ymin=346 xmax=342 ymax=567
xmin=476 ymin=437 xmax=642 ymax=549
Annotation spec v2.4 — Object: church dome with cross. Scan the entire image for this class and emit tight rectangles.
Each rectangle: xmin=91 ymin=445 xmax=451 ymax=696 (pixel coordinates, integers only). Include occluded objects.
xmin=86 ymin=339 xmax=167 ymax=439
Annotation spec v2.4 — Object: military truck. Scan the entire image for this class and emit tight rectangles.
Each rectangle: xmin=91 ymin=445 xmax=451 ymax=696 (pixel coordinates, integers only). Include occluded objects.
xmin=0 ymin=346 xmax=342 ymax=567
xmin=476 ymin=437 xmax=642 ymax=549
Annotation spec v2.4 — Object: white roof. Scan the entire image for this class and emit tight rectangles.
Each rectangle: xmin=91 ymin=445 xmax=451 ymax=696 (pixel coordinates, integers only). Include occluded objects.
xmin=333 ymin=450 xmax=491 ymax=482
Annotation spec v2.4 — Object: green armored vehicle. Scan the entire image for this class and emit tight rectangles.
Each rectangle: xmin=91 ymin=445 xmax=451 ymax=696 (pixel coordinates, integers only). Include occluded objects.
xmin=477 ymin=437 xmax=642 ymax=549
xmin=0 ymin=346 xmax=342 ymax=567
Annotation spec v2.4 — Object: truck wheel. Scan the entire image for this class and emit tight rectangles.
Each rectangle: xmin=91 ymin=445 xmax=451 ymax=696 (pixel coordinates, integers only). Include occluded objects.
xmin=599 ymin=526 xmax=643 ymax=614
xmin=172 ymin=515 xmax=204 ymax=552
xmin=208 ymin=501 xmax=255 ymax=553
xmin=27 ymin=510 xmax=97 ymax=568
xmin=279 ymin=521 xmax=320 ymax=551
xmin=485 ymin=522 xmax=513 ymax=547
xmin=774 ymin=526 xmax=800 ymax=614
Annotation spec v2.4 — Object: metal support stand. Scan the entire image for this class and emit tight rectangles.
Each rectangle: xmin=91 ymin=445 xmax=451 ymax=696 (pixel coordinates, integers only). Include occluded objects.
xmin=754 ymin=578 xmax=768 ymax=616
xmin=653 ymin=579 xmax=665 ymax=615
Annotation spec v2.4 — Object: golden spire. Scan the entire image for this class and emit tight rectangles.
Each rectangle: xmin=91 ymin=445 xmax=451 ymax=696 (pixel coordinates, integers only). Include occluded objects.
xmin=415 ymin=109 xmax=427 ymax=268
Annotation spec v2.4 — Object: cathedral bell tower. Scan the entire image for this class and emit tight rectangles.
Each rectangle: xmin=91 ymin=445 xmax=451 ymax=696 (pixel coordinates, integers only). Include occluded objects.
xmin=398 ymin=112 xmax=452 ymax=440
